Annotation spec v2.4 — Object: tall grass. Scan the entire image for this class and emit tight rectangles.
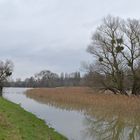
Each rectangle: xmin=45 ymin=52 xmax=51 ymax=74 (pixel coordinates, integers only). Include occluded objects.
xmin=26 ymin=87 xmax=140 ymax=122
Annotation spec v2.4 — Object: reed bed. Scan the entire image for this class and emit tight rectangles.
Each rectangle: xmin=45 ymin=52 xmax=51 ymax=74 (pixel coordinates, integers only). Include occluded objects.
xmin=26 ymin=87 xmax=140 ymax=122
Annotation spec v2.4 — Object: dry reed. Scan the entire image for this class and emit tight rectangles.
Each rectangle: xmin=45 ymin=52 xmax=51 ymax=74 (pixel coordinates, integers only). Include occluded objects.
xmin=26 ymin=87 xmax=140 ymax=122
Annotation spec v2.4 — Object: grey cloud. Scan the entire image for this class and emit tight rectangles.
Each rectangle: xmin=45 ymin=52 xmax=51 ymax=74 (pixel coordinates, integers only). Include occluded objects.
xmin=0 ymin=0 xmax=140 ymax=79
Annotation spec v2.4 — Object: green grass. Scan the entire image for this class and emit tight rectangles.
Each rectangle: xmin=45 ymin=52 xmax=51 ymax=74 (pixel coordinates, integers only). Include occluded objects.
xmin=0 ymin=97 xmax=67 ymax=140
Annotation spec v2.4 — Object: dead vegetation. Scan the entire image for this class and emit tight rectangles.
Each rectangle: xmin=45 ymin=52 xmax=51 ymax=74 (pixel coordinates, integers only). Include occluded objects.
xmin=26 ymin=87 xmax=140 ymax=122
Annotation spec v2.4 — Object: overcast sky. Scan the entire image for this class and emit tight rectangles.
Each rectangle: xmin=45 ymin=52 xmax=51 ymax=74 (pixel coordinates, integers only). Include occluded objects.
xmin=0 ymin=0 xmax=140 ymax=79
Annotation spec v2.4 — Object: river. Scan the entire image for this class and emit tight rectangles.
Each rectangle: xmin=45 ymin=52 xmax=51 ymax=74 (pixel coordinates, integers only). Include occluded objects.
xmin=3 ymin=88 xmax=140 ymax=140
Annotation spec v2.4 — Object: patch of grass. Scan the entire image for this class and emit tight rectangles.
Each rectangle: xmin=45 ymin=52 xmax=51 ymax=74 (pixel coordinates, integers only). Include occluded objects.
xmin=0 ymin=97 xmax=67 ymax=140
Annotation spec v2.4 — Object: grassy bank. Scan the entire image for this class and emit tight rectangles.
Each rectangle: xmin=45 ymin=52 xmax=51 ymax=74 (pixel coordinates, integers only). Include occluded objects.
xmin=26 ymin=87 xmax=140 ymax=120
xmin=0 ymin=97 xmax=67 ymax=140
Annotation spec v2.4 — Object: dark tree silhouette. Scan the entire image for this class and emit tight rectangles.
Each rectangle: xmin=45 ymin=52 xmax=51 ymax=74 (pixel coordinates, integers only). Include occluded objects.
xmin=0 ymin=60 xmax=13 ymax=96
xmin=87 ymin=16 xmax=140 ymax=95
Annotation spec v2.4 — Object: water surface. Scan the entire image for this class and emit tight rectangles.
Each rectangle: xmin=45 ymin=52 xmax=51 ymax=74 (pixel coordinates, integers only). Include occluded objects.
xmin=3 ymin=88 xmax=140 ymax=140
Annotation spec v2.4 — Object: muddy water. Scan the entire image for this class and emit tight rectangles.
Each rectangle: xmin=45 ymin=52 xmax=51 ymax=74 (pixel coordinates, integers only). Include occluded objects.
xmin=3 ymin=88 xmax=140 ymax=140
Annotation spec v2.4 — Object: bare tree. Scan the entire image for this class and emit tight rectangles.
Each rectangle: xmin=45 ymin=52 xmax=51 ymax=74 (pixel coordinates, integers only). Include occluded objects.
xmin=0 ymin=60 xmax=13 ymax=96
xmin=35 ymin=70 xmax=59 ymax=87
xmin=87 ymin=16 xmax=140 ymax=95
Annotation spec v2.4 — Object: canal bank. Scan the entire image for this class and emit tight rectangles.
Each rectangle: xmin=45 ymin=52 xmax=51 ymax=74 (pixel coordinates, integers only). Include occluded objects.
xmin=0 ymin=97 xmax=67 ymax=140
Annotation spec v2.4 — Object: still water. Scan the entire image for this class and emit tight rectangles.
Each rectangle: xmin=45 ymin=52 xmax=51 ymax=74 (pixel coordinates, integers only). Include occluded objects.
xmin=3 ymin=88 xmax=140 ymax=140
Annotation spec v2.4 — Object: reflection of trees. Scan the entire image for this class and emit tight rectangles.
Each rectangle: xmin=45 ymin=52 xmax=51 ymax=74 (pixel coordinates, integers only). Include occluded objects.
xmin=83 ymin=116 xmax=140 ymax=140
xmin=26 ymin=93 xmax=140 ymax=140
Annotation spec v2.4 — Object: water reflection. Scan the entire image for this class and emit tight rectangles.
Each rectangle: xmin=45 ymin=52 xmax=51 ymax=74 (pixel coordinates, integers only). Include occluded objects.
xmin=3 ymin=88 xmax=140 ymax=140
xmin=27 ymin=91 xmax=140 ymax=140
xmin=82 ymin=115 xmax=140 ymax=140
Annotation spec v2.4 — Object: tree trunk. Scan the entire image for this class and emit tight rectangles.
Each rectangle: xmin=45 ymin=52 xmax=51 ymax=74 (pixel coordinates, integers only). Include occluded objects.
xmin=0 ymin=86 xmax=3 ymax=96
xmin=131 ymin=78 xmax=140 ymax=95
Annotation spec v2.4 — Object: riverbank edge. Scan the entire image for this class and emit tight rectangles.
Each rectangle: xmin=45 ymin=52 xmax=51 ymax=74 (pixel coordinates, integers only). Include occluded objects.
xmin=0 ymin=97 xmax=67 ymax=140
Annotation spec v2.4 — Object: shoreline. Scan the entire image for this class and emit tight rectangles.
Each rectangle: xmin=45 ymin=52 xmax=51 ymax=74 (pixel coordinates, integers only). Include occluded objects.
xmin=0 ymin=97 xmax=67 ymax=140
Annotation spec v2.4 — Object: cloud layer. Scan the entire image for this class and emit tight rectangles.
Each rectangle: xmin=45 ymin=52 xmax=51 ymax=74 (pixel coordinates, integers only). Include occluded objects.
xmin=0 ymin=0 xmax=140 ymax=79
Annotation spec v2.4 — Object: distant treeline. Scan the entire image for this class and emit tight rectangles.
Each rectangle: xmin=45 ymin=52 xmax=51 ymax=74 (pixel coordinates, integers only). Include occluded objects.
xmin=7 ymin=70 xmax=85 ymax=88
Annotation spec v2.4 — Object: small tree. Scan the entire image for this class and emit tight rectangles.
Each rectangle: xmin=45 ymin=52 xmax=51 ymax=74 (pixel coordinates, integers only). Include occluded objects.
xmin=0 ymin=60 xmax=13 ymax=96
xmin=87 ymin=16 xmax=140 ymax=95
